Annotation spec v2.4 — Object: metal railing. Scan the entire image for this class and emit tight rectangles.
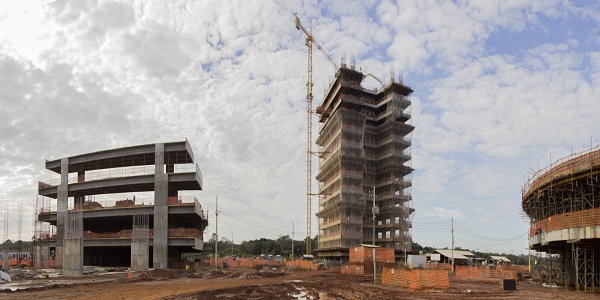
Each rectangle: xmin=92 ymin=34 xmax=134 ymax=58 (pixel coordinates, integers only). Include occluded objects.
xmin=523 ymin=146 xmax=600 ymax=197
xmin=38 ymin=163 xmax=200 ymax=187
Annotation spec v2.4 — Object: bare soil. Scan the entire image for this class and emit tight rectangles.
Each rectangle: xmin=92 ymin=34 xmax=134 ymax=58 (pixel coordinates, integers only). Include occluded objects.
xmin=1 ymin=269 xmax=598 ymax=300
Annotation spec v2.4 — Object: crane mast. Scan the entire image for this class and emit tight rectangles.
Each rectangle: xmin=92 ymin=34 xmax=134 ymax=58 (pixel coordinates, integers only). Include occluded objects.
xmin=295 ymin=16 xmax=337 ymax=256
xmin=295 ymin=16 xmax=314 ymax=255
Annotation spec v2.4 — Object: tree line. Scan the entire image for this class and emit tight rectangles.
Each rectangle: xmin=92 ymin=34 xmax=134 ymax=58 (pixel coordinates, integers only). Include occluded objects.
xmin=0 ymin=237 xmax=529 ymax=265
xmin=204 ymin=235 xmax=318 ymax=259
xmin=0 ymin=240 xmax=33 ymax=251
xmin=205 ymin=236 xmax=529 ymax=265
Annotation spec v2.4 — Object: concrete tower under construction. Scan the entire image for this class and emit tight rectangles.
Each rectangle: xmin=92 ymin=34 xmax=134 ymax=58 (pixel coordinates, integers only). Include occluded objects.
xmin=315 ymin=63 xmax=414 ymax=260
xmin=523 ymin=146 xmax=600 ymax=291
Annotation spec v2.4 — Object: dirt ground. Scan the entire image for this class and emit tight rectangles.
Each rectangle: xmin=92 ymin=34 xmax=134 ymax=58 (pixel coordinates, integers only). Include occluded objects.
xmin=1 ymin=268 xmax=599 ymax=300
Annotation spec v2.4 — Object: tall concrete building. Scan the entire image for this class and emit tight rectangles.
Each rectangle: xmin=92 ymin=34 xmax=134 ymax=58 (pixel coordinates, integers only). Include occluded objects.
xmin=315 ymin=64 xmax=414 ymax=260
xmin=35 ymin=141 xmax=207 ymax=276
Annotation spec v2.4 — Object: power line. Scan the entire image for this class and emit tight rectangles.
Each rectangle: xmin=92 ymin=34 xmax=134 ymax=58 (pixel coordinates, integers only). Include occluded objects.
xmin=412 ymin=220 xmax=452 ymax=225
xmin=454 ymin=221 xmax=527 ymax=242
xmin=218 ymin=210 xmax=293 ymax=235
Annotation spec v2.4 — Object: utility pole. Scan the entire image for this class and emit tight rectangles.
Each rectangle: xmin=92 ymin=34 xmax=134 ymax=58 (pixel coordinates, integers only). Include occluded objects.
xmin=231 ymin=232 xmax=234 ymax=257
xmin=292 ymin=222 xmax=295 ymax=261
xmin=451 ymin=218 xmax=454 ymax=272
xmin=404 ymin=238 xmax=408 ymax=264
xmin=528 ymin=247 xmax=531 ymax=273
xmin=215 ymin=196 xmax=218 ymax=267
xmin=372 ymin=185 xmax=378 ymax=284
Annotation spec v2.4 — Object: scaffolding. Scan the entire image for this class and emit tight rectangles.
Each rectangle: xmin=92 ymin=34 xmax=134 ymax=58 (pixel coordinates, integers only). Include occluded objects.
xmin=531 ymin=250 xmax=567 ymax=286
xmin=316 ymin=66 xmax=414 ymax=258
xmin=523 ymin=146 xmax=600 ymax=291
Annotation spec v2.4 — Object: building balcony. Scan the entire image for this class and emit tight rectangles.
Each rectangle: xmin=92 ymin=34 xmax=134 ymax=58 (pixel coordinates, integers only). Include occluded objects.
xmin=38 ymin=164 xmax=202 ymax=198
xmin=37 ymin=196 xmax=208 ymax=223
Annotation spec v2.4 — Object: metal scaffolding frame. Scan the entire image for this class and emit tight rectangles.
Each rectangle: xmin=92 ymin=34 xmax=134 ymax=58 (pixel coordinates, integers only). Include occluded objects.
xmin=315 ymin=66 xmax=414 ymax=258
xmin=575 ymin=247 xmax=600 ymax=291
xmin=523 ymin=146 xmax=600 ymax=291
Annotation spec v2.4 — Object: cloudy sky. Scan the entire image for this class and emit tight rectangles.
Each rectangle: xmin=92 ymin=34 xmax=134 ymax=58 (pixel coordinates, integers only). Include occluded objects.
xmin=0 ymin=0 xmax=599 ymax=255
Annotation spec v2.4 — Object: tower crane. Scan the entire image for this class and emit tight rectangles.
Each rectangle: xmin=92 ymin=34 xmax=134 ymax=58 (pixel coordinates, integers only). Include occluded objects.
xmin=295 ymin=16 xmax=337 ymax=255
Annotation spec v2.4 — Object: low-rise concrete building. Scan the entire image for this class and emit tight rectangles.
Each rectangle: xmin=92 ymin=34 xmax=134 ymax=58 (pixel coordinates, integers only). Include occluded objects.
xmin=486 ymin=256 xmax=511 ymax=266
xmin=433 ymin=249 xmax=475 ymax=266
xmin=34 ymin=141 xmax=208 ymax=276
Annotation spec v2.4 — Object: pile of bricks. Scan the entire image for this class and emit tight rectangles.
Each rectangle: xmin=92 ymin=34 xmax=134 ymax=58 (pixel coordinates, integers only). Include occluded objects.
xmin=84 ymin=229 xmax=133 ymax=239
xmin=341 ymin=263 xmax=364 ymax=275
xmin=210 ymin=257 xmax=285 ymax=269
xmin=285 ymin=260 xmax=318 ymax=270
xmin=167 ymin=228 xmax=201 ymax=238
xmin=115 ymin=200 xmax=135 ymax=207
xmin=381 ymin=267 xmax=450 ymax=290
xmin=349 ymin=246 xmax=395 ymax=263
xmin=300 ymin=260 xmax=319 ymax=270
xmin=81 ymin=201 xmax=103 ymax=210
xmin=342 ymin=246 xmax=395 ymax=275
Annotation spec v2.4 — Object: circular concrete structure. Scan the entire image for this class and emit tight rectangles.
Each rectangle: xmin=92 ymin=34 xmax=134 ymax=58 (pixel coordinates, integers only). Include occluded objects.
xmin=522 ymin=147 xmax=600 ymax=290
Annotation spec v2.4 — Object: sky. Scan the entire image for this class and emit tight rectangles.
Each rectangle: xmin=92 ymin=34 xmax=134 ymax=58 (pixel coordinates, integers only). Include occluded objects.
xmin=0 ymin=0 xmax=599 ymax=255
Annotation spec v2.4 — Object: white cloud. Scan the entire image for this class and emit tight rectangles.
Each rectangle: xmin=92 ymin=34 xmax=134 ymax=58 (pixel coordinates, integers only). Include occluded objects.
xmin=0 ymin=0 xmax=597 ymax=255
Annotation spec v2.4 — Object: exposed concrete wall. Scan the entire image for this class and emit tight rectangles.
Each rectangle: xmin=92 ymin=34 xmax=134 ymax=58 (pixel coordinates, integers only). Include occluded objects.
xmin=194 ymin=238 xmax=203 ymax=251
xmin=56 ymin=157 xmax=69 ymax=268
xmin=131 ymin=242 xmax=149 ymax=271
xmin=530 ymin=226 xmax=600 ymax=247
xmin=153 ymin=143 xmax=169 ymax=269
xmin=63 ymin=237 xmax=83 ymax=277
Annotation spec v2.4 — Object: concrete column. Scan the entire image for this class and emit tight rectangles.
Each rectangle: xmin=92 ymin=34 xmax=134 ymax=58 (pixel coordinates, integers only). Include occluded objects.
xmin=131 ymin=242 xmax=149 ymax=272
xmin=56 ymin=157 xmax=69 ymax=268
xmin=34 ymin=244 xmax=42 ymax=269
xmin=565 ymin=248 xmax=576 ymax=288
xmin=41 ymin=244 xmax=50 ymax=268
xmin=153 ymin=143 xmax=169 ymax=269
xmin=132 ymin=214 xmax=150 ymax=272
xmin=2 ymin=249 xmax=7 ymax=271
xmin=63 ymin=237 xmax=83 ymax=277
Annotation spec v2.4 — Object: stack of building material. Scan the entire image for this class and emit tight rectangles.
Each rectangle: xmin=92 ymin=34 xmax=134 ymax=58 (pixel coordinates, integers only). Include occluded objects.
xmin=349 ymin=245 xmax=395 ymax=263
xmin=115 ymin=200 xmax=134 ymax=207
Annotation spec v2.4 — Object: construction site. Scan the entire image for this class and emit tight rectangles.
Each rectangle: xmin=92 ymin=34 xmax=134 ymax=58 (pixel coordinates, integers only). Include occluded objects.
xmin=0 ymin=255 xmax=591 ymax=300
xmin=33 ymin=141 xmax=208 ymax=276
xmin=0 ymin=12 xmax=597 ymax=300
xmin=522 ymin=146 xmax=600 ymax=291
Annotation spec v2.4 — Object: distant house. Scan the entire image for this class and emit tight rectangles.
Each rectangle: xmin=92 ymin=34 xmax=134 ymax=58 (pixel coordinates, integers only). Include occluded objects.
xmin=433 ymin=249 xmax=475 ymax=265
xmin=487 ymin=256 xmax=511 ymax=266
